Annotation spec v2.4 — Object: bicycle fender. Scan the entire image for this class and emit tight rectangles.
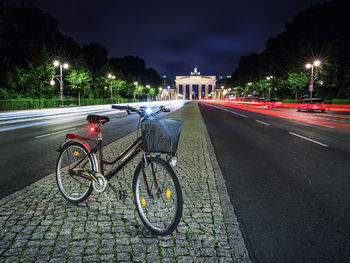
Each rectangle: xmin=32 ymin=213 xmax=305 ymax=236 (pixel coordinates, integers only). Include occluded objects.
xmin=64 ymin=133 xmax=92 ymax=151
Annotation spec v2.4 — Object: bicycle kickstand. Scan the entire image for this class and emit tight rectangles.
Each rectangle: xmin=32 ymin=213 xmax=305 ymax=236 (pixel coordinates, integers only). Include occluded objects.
xmin=103 ymin=192 xmax=115 ymax=209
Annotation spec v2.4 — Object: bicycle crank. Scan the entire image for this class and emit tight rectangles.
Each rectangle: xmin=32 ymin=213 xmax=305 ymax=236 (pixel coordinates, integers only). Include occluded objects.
xmin=92 ymin=172 xmax=108 ymax=193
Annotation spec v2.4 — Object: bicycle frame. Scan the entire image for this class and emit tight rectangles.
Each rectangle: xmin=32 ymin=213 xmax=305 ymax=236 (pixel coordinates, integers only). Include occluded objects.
xmin=65 ymin=132 xmax=142 ymax=180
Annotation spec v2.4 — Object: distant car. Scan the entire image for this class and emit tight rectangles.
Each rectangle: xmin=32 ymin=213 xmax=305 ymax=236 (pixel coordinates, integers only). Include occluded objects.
xmin=297 ymin=98 xmax=326 ymax=112
xmin=267 ymin=99 xmax=282 ymax=108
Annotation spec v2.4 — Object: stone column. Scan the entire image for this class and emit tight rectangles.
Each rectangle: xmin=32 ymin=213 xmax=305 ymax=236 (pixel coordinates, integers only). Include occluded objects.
xmin=182 ymin=84 xmax=186 ymax=99
xmin=205 ymin=85 xmax=209 ymax=99
xmin=198 ymin=84 xmax=202 ymax=100
xmin=190 ymin=85 xmax=193 ymax=100
xmin=175 ymin=84 xmax=179 ymax=99
xmin=213 ymin=84 xmax=217 ymax=99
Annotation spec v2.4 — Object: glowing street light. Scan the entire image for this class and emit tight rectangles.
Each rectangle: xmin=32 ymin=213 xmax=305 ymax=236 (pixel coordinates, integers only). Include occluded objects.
xmin=305 ymin=60 xmax=321 ymax=100
xmin=52 ymin=60 xmax=69 ymax=107
xmin=133 ymin=81 xmax=138 ymax=101
xmin=108 ymin=74 xmax=115 ymax=103
xmin=266 ymin=76 xmax=273 ymax=101
xmin=159 ymin=87 xmax=162 ymax=100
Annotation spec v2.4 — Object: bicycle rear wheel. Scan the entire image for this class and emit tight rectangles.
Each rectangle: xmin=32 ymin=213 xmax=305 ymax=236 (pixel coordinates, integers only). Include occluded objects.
xmin=56 ymin=141 xmax=96 ymax=204
xmin=133 ymin=157 xmax=183 ymax=236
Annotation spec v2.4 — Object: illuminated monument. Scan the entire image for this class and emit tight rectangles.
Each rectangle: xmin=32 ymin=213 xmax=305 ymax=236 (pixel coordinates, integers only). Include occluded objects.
xmin=175 ymin=67 xmax=216 ymax=99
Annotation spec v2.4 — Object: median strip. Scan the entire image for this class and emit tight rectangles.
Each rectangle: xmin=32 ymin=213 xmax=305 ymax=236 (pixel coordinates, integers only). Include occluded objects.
xmin=289 ymin=132 xmax=328 ymax=147
xmin=35 ymin=128 xmax=76 ymax=138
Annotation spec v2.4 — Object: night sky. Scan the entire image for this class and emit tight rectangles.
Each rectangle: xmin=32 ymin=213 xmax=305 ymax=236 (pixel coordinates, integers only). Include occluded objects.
xmin=17 ymin=0 xmax=318 ymax=78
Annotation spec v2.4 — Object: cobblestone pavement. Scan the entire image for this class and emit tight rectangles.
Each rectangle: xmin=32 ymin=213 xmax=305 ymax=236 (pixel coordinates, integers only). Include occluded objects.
xmin=0 ymin=102 xmax=250 ymax=263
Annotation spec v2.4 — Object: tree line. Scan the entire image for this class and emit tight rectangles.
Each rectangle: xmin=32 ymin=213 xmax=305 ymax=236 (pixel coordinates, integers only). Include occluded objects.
xmin=229 ymin=0 xmax=350 ymax=102
xmin=0 ymin=2 xmax=161 ymax=103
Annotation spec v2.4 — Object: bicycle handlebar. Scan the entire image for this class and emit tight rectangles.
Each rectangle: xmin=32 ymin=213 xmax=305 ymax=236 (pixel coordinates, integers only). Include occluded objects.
xmin=111 ymin=104 xmax=170 ymax=118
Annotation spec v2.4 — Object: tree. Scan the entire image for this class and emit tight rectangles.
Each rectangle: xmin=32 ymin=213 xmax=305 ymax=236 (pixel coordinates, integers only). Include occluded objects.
xmin=230 ymin=0 xmax=350 ymax=100
xmin=66 ymin=56 xmax=92 ymax=106
xmin=134 ymin=84 xmax=145 ymax=99
xmin=255 ymin=80 xmax=267 ymax=98
xmin=107 ymin=74 xmax=126 ymax=103
xmin=287 ymin=72 xmax=309 ymax=101
xmin=26 ymin=48 xmax=55 ymax=108
xmin=148 ymin=87 xmax=156 ymax=100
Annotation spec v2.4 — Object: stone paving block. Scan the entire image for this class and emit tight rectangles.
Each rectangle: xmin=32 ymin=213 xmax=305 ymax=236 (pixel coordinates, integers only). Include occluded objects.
xmin=0 ymin=102 xmax=250 ymax=263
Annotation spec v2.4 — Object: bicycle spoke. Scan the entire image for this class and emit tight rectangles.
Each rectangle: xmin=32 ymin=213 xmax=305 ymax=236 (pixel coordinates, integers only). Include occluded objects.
xmin=134 ymin=157 xmax=182 ymax=235
xmin=56 ymin=142 xmax=93 ymax=203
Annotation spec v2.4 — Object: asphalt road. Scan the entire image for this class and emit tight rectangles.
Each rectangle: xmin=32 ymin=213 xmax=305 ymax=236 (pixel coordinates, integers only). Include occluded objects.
xmin=0 ymin=102 xmax=185 ymax=199
xmin=199 ymin=102 xmax=350 ymax=263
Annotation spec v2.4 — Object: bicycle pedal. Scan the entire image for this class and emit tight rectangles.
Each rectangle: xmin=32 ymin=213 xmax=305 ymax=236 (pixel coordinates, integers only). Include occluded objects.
xmin=119 ymin=190 xmax=127 ymax=200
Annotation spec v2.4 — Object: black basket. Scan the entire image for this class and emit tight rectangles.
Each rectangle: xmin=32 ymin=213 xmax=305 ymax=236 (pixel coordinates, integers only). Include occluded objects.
xmin=141 ymin=118 xmax=183 ymax=154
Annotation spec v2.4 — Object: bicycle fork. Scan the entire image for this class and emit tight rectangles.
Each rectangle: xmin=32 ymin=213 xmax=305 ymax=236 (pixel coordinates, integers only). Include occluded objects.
xmin=141 ymin=154 xmax=161 ymax=198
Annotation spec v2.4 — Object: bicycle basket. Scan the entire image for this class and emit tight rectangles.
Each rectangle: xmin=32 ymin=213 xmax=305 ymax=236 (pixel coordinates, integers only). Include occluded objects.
xmin=141 ymin=118 xmax=183 ymax=154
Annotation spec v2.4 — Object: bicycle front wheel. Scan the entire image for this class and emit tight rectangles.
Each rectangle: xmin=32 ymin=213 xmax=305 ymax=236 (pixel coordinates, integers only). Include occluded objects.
xmin=56 ymin=141 xmax=96 ymax=204
xmin=133 ymin=157 xmax=183 ymax=236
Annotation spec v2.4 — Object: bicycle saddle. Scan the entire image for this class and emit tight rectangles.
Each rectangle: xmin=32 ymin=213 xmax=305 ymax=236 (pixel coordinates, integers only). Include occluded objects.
xmin=86 ymin=115 xmax=110 ymax=124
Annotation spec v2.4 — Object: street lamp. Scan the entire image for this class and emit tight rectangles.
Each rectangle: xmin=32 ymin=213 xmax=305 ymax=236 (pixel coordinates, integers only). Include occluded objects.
xmin=159 ymin=87 xmax=162 ymax=100
xmin=133 ymin=81 xmax=138 ymax=101
xmin=266 ymin=76 xmax=273 ymax=101
xmin=305 ymin=60 xmax=321 ymax=100
xmin=51 ymin=60 xmax=69 ymax=107
xmin=146 ymin=85 xmax=151 ymax=101
xmin=108 ymin=74 xmax=115 ymax=103
xmin=220 ymin=86 xmax=224 ymax=100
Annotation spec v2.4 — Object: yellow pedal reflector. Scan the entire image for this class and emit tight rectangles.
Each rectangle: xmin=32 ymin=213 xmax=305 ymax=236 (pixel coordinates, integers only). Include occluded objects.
xmin=74 ymin=151 xmax=80 ymax=156
xmin=166 ymin=189 xmax=171 ymax=200
xmin=141 ymin=197 xmax=146 ymax=207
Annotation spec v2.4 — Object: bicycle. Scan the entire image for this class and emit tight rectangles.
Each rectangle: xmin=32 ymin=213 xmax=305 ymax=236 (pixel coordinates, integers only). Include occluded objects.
xmin=55 ymin=105 xmax=183 ymax=236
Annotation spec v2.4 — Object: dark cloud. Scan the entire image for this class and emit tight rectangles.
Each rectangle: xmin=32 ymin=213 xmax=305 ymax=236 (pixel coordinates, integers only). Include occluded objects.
xmin=17 ymin=0 xmax=319 ymax=78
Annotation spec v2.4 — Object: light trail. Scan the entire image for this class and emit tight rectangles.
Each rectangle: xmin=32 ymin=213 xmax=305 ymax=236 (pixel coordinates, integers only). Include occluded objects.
xmin=35 ymin=128 xmax=76 ymax=138
xmin=203 ymin=101 xmax=350 ymax=132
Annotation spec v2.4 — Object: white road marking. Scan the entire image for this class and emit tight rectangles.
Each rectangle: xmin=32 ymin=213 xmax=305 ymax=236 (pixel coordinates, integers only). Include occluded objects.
xmin=289 ymin=132 xmax=328 ymax=147
xmin=35 ymin=128 xmax=76 ymax=139
xmin=206 ymin=104 xmax=248 ymax=117
xmin=256 ymin=120 xmax=270 ymax=126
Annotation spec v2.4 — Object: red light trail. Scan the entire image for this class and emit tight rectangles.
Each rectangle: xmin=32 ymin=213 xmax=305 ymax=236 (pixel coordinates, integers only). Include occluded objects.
xmin=202 ymin=100 xmax=350 ymax=132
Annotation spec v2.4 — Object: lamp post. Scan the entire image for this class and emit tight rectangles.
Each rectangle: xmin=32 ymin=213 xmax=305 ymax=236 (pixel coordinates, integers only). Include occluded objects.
xmin=159 ymin=87 xmax=162 ymax=100
xmin=108 ymin=74 xmax=115 ymax=103
xmin=146 ymin=85 xmax=150 ymax=101
xmin=133 ymin=81 xmax=138 ymax=101
xmin=306 ymin=60 xmax=321 ymax=100
xmin=266 ymin=76 xmax=273 ymax=101
xmin=247 ymin=82 xmax=252 ymax=97
xmin=51 ymin=61 xmax=69 ymax=107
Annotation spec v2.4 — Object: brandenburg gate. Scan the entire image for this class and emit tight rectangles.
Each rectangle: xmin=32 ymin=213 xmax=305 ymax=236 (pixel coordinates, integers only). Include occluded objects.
xmin=175 ymin=67 xmax=216 ymax=99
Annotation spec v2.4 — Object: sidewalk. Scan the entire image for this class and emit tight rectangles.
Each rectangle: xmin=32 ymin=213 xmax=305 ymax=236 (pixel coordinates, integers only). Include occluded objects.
xmin=0 ymin=102 xmax=250 ymax=263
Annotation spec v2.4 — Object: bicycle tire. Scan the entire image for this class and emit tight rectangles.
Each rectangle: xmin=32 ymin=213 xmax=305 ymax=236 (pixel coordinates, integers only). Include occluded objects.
xmin=132 ymin=157 xmax=183 ymax=236
xmin=56 ymin=141 xmax=97 ymax=204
